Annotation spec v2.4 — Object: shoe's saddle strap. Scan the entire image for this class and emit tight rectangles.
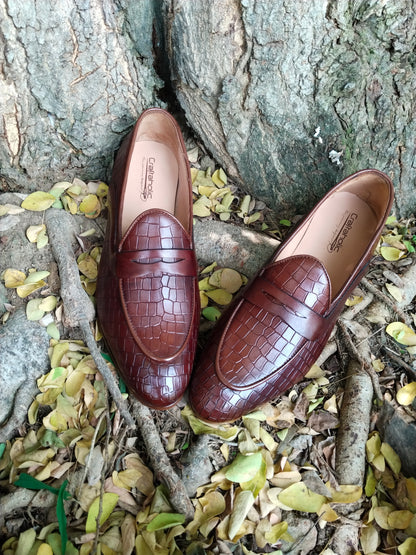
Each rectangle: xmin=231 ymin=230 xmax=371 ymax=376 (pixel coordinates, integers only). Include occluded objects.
xmin=243 ymin=276 xmax=327 ymax=341
xmin=117 ymin=248 xmax=196 ymax=278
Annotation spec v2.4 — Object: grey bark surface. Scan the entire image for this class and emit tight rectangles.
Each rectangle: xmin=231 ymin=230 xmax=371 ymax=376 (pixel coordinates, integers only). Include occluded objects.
xmin=167 ymin=0 xmax=416 ymax=217
xmin=0 ymin=0 xmax=163 ymax=191
xmin=1 ymin=0 xmax=415 ymax=217
xmin=0 ymin=309 xmax=50 ymax=427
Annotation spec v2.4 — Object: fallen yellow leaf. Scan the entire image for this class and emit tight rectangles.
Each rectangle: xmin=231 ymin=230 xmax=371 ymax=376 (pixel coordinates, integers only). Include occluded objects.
xmin=21 ymin=191 xmax=56 ymax=211
xmin=85 ymin=493 xmax=119 ymax=533
xmin=325 ymin=483 xmax=362 ymax=504
xmin=386 ymin=322 xmax=416 ymax=346
xmin=381 ymin=442 xmax=401 ymax=475
xmin=212 ymin=168 xmax=227 ymax=187
xmin=205 ymin=288 xmax=233 ymax=305
xmin=388 ymin=509 xmax=414 ymax=530
xmin=318 ymin=503 xmax=339 ymax=522
xmin=380 ymin=246 xmax=406 ymax=261
xmin=79 ymin=194 xmax=101 ymax=218
xmin=26 ymin=224 xmax=47 ymax=243
xmin=397 ymin=382 xmax=416 ymax=406
xmin=16 ymin=280 xmax=47 ymax=298
xmin=193 ymin=196 xmax=211 ymax=217
xmin=385 ymin=282 xmax=403 ymax=302
xmin=398 ymin=537 xmax=416 ymax=555
xmin=3 ymin=268 xmax=26 ymax=288
xmin=278 ymin=482 xmax=326 ymax=513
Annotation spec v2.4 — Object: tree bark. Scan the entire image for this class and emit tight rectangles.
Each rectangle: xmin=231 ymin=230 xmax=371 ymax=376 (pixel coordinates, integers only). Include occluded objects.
xmin=1 ymin=0 xmax=415 ymax=216
xmin=167 ymin=0 xmax=416 ymax=217
xmin=0 ymin=0 xmax=163 ymax=190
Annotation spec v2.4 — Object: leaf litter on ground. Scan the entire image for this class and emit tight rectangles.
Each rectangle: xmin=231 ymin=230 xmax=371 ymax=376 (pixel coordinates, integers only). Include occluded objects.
xmin=0 ymin=162 xmax=416 ymax=553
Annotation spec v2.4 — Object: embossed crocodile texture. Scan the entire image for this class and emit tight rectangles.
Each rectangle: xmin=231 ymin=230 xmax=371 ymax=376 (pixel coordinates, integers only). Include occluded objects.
xmin=216 ymin=256 xmax=331 ymax=390
xmin=96 ymin=109 xmax=199 ymax=409
xmin=189 ymin=170 xmax=394 ymax=423
xmin=189 ymin=256 xmax=335 ymax=421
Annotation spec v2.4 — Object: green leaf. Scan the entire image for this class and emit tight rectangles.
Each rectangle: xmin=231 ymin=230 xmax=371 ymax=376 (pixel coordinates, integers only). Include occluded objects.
xmin=46 ymin=322 xmax=60 ymax=340
xmin=193 ymin=196 xmax=211 ymax=217
xmin=364 ymin=466 xmax=377 ymax=497
xmin=228 ymin=490 xmax=254 ymax=540
xmin=57 ymin=481 xmax=68 ymax=555
xmin=202 ymin=306 xmax=222 ymax=321
xmin=225 ymin=452 xmax=263 ymax=483
xmin=279 ymin=219 xmax=291 ymax=226
xmin=146 ymin=512 xmax=185 ymax=531
xmin=240 ymin=455 xmax=267 ymax=497
xmin=21 ymin=191 xmax=56 ymax=211
xmin=200 ymin=261 xmax=218 ymax=274
xmin=0 ymin=443 xmax=6 ymax=459
xmin=40 ymin=430 xmax=66 ymax=449
xmin=265 ymin=521 xmax=289 ymax=543
xmin=403 ymin=240 xmax=415 ymax=253
xmin=278 ymin=482 xmax=326 ymax=513
xmin=26 ymin=298 xmax=45 ymax=321
xmin=15 ymin=528 xmax=36 ymax=555
xmin=24 ymin=270 xmax=50 ymax=284
xmin=185 ymin=413 xmax=239 ymax=440
xmin=85 ymin=493 xmax=119 ymax=533
xmin=237 ymin=195 xmax=251 ymax=217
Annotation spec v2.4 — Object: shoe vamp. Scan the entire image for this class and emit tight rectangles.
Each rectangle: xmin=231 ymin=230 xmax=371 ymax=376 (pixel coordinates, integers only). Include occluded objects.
xmin=216 ymin=255 xmax=331 ymax=389
xmin=121 ymin=273 xmax=195 ymax=360
xmin=97 ymin=273 xmax=193 ymax=406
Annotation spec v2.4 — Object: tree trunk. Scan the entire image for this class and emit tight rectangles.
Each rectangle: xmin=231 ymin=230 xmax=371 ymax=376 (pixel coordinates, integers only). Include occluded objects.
xmin=167 ymin=0 xmax=416 ymax=217
xmin=0 ymin=0 xmax=163 ymax=190
xmin=1 ymin=0 xmax=415 ymax=216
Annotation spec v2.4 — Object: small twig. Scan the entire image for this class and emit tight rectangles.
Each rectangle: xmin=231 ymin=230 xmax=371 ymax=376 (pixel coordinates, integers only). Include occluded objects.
xmin=341 ymin=292 xmax=374 ymax=321
xmin=384 ymin=347 xmax=416 ymax=377
xmin=361 ymin=277 xmax=411 ymax=325
xmin=338 ymin=320 xmax=383 ymax=400
xmin=92 ymin=410 xmax=113 ymax=555
xmin=76 ymin=412 xmax=107 ymax=498
xmin=130 ymin=397 xmax=194 ymax=520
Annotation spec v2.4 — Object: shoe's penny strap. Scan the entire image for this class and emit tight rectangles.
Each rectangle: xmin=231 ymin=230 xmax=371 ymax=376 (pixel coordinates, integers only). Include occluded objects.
xmin=243 ymin=275 xmax=327 ymax=341
xmin=117 ymin=248 xmax=197 ymax=278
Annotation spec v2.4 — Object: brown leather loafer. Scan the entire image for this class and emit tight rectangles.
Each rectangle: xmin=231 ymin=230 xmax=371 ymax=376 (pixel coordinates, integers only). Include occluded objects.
xmin=189 ymin=169 xmax=394 ymax=422
xmin=96 ymin=108 xmax=199 ymax=409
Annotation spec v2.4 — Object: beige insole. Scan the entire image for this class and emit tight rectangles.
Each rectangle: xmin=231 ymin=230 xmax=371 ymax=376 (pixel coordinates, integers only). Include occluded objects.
xmin=276 ymin=192 xmax=378 ymax=299
xmin=121 ymin=140 xmax=178 ymax=235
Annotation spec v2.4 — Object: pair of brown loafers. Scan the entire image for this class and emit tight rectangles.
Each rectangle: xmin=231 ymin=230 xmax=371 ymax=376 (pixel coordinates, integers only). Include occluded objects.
xmin=96 ymin=108 xmax=394 ymax=423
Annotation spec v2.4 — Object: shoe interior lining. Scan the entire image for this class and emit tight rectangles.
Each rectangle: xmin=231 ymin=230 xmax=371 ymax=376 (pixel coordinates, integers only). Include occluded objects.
xmin=121 ymin=140 xmax=178 ymax=235
xmin=275 ymin=191 xmax=379 ymax=299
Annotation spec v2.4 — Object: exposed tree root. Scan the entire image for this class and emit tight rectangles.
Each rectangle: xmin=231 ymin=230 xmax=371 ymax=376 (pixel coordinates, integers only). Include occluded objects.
xmin=46 ymin=209 xmax=134 ymax=429
xmin=0 ymin=386 xmax=38 ymax=443
xmin=46 ymin=208 xmax=194 ymax=519
xmin=131 ymin=397 xmax=194 ymax=520
xmin=361 ymin=277 xmax=411 ymax=325
xmin=331 ymin=359 xmax=373 ymax=554
xmin=338 ymin=319 xmax=382 ymax=400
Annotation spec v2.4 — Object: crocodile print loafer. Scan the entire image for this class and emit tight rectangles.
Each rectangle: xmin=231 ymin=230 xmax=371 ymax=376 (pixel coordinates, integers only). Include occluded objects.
xmin=189 ymin=169 xmax=394 ymax=422
xmin=96 ymin=108 xmax=199 ymax=409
